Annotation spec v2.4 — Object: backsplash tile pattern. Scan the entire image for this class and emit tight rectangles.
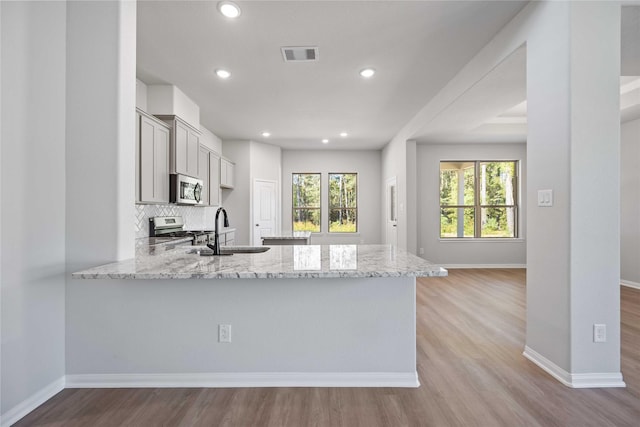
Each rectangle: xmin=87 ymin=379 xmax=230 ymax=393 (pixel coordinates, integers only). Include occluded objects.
xmin=135 ymin=204 xmax=217 ymax=238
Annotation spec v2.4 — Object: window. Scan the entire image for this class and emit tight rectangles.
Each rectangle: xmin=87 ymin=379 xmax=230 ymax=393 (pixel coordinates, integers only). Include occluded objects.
xmin=440 ymin=161 xmax=518 ymax=238
xmin=329 ymin=173 xmax=357 ymax=233
xmin=292 ymin=173 xmax=321 ymax=232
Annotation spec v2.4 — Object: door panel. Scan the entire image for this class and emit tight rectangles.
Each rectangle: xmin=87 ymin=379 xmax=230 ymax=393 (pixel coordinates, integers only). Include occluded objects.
xmin=386 ymin=176 xmax=398 ymax=247
xmin=253 ymin=180 xmax=277 ymax=246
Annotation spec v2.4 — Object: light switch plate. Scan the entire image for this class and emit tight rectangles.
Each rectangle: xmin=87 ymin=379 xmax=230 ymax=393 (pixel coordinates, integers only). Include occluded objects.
xmin=537 ymin=189 xmax=553 ymax=207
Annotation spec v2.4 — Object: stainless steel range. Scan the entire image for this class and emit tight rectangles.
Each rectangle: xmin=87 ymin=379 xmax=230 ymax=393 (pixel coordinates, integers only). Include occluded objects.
xmin=149 ymin=216 xmax=214 ymax=245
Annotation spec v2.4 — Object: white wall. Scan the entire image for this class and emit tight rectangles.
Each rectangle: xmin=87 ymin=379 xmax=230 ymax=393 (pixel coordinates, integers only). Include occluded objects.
xmin=65 ymin=277 xmax=416 ymax=378
xmin=65 ymin=0 xmax=136 ymax=274
xmin=282 ymin=150 xmax=382 ymax=245
xmin=381 ymin=138 xmax=408 ymax=249
xmin=221 ymin=140 xmax=251 ymax=244
xmin=135 ymin=79 xmax=147 ymax=111
xmin=621 ymin=118 xmax=640 ymax=286
xmin=220 ymin=140 xmax=282 ymax=245
xmin=146 ymin=84 xmax=200 ymax=130
xmin=1 ymin=0 xmax=67 ymax=417
xmin=65 ymin=0 xmax=137 ymax=391
xmin=199 ymin=126 xmax=222 ymax=154
xmin=250 ymin=141 xmax=281 ymax=184
xmin=525 ymin=1 xmax=621 ymax=379
xmin=416 ymin=143 xmax=526 ymax=267
xmin=250 ymin=142 xmax=282 ymax=240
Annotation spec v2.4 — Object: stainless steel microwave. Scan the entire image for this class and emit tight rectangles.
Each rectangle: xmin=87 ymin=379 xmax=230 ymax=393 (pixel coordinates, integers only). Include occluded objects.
xmin=170 ymin=174 xmax=203 ymax=205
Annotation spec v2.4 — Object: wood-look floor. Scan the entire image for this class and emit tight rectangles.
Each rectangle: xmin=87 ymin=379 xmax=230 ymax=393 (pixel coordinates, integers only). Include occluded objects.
xmin=15 ymin=269 xmax=640 ymax=426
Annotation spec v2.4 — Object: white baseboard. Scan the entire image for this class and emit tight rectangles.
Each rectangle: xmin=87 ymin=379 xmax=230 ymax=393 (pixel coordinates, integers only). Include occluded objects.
xmin=523 ymin=346 xmax=626 ymax=388
xmin=440 ymin=264 xmax=526 ymax=269
xmin=65 ymin=371 xmax=420 ymax=389
xmin=621 ymin=280 xmax=640 ymax=290
xmin=1 ymin=376 xmax=65 ymax=427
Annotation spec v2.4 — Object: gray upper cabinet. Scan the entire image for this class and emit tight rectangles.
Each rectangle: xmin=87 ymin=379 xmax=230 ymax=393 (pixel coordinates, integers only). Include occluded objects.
xmin=198 ymin=146 xmax=210 ymax=206
xmin=156 ymin=115 xmax=200 ymax=178
xmin=198 ymin=145 xmax=221 ymax=206
xmin=136 ymin=109 xmax=170 ymax=204
xmin=209 ymin=151 xmax=221 ymax=205
xmin=220 ymin=158 xmax=235 ymax=189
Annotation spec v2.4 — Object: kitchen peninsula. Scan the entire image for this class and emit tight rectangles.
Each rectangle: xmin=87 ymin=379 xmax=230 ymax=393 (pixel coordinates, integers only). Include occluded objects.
xmin=70 ymin=245 xmax=446 ymax=388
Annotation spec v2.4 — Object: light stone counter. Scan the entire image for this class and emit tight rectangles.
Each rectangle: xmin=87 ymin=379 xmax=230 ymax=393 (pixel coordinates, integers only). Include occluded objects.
xmin=72 ymin=244 xmax=446 ymax=280
xmin=68 ymin=244 xmax=447 ymax=388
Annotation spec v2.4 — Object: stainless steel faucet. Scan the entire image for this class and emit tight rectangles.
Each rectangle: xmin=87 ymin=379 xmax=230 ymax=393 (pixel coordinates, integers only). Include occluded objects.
xmin=207 ymin=207 xmax=229 ymax=255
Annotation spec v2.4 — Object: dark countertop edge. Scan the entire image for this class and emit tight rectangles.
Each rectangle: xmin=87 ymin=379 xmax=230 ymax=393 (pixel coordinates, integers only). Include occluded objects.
xmin=261 ymin=236 xmax=311 ymax=240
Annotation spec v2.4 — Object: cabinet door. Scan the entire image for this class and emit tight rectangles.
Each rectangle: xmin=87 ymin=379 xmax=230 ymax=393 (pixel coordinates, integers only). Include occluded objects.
xmin=220 ymin=159 xmax=228 ymax=187
xmin=198 ymin=146 xmax=210 ymax=206
xmin=186 ymin=130 xmax=200 ymax=178
xmin=209 ymin=152 xmax=221 ymax=206
xmin=154 ymin=125 xmax=170 ymax=203
xmin=220 ymin=158 xmax=235 ymax=189
xmin=174 ymin=121 xmax=189 ymax=175
xmin=139 ymin=116 xmax=155 ymax=201
xmin=226 ymin=162 xmax=234 ymax=188
xmin=139 ymin=114 xmax=169 ymax=203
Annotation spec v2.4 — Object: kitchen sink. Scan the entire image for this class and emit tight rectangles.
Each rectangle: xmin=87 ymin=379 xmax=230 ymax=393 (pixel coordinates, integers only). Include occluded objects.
xmin=187 ymin=246 xmax=271 ymax=256
xmin=221 ymin=246 xmax=270 ymax=254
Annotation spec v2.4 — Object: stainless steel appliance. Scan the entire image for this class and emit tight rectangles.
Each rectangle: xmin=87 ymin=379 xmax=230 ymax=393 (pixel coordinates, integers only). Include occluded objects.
xmin=149 ymin=216 xmax=214 ymax=245
xmin=170 ymin=174 xmax=203 ymax=205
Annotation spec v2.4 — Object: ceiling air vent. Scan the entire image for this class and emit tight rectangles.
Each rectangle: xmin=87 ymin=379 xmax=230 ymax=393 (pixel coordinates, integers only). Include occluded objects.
xmin=281 ymin=46 xmax=319 ymax=62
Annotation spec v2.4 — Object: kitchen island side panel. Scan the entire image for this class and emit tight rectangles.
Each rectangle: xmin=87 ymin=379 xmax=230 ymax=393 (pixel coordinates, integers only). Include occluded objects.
xmin=66 ymin=277 xmax=416 ymax=379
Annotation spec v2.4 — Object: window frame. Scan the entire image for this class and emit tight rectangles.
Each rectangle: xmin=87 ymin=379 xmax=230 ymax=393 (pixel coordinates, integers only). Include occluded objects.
xmin=328 ymin=172 xmax=358 ymax=234
xmin=439 ymin=160 xmax=519 ymax=239
xmin=292 ymin=172 xmax=322 ymax=233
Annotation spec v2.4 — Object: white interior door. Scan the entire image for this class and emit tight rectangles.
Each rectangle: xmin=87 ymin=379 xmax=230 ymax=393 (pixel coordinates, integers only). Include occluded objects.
xmin=386 ymin=176 xmax=398 ymax=247
xmin=253 ymin=180 xmax=277 ymax=246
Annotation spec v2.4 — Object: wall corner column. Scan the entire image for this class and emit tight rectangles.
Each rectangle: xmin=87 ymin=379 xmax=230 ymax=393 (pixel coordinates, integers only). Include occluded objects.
xmin=525 ymin=0 xmax=624 ymax=388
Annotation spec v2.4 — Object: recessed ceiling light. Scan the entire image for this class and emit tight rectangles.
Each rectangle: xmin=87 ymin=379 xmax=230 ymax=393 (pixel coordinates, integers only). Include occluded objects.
xmin=359 ymin=68 xmax=375 ymax=78
xmin=218 ymin=1 xmax=241 ymax=18
xmin=215 ymin=69 xmax=231 ymax=79
xmin=261 ymin=132 xmax=271 ymax=137
xmin=322 ymin=139 xmax=329 ymax=144
xmin=340 ymin=132 xmax=348 ymax=137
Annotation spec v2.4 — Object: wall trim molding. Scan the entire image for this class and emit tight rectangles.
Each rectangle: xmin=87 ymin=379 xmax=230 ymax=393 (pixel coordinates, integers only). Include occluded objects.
xmin=65 ymin=372 xmax=420 ymax=389
xmin=1 ymin=376 xmax=65 ymax=427
xmin=621 ymin=280 xmax=640 ymax=290
xmin=440 ymin=264 xmax=526 ymax=269
xmin=523 ymin=346 xmax=626 ymax=389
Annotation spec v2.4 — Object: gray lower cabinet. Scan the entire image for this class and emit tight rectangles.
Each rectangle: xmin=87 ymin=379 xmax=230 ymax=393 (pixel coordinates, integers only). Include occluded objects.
xmin=198 ymin=145 xmax=221 ymax=206
xmin=137 ymin=109 xmax=170 ymax=203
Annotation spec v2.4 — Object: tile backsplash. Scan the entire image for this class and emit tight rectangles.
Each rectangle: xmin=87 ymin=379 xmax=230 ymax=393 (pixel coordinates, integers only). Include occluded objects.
xmin=135 ymin=204 xmax=217 ymax=238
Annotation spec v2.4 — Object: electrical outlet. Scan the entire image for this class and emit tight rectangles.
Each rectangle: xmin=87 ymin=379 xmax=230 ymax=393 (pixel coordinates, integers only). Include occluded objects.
xmin=593 ymin=324 xmax=606 ymax=343
xmin=219 ymin=324 xmax=232 ymax=343
xmin=419 ymin=248 xmax=425 ymax=255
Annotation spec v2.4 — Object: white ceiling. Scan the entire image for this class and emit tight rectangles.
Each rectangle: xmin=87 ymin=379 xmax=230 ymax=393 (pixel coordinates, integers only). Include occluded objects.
xmin=137 ymin=0 xmax=527 ymax=149
xmin=413 ymin=5 xmax=640 ymax=145
xmin=137 ymin=2 xmax=640 ymax=150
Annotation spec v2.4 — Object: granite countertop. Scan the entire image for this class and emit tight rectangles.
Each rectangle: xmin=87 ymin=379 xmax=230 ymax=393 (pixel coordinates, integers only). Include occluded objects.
xmin=141 ymin=236 xmax=194 ymax=247
xmin=73 ymin=244 xmax=447 ymax=280
xmin=194 ymin=227 xmax=235 ymax=234
xmin=261 ymin=231 xmax=311 ymax=240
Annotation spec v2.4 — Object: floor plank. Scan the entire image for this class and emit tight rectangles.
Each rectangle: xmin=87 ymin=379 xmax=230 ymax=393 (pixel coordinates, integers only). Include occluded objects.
xmin=14 ymin=269 xmax=640 ymax=426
